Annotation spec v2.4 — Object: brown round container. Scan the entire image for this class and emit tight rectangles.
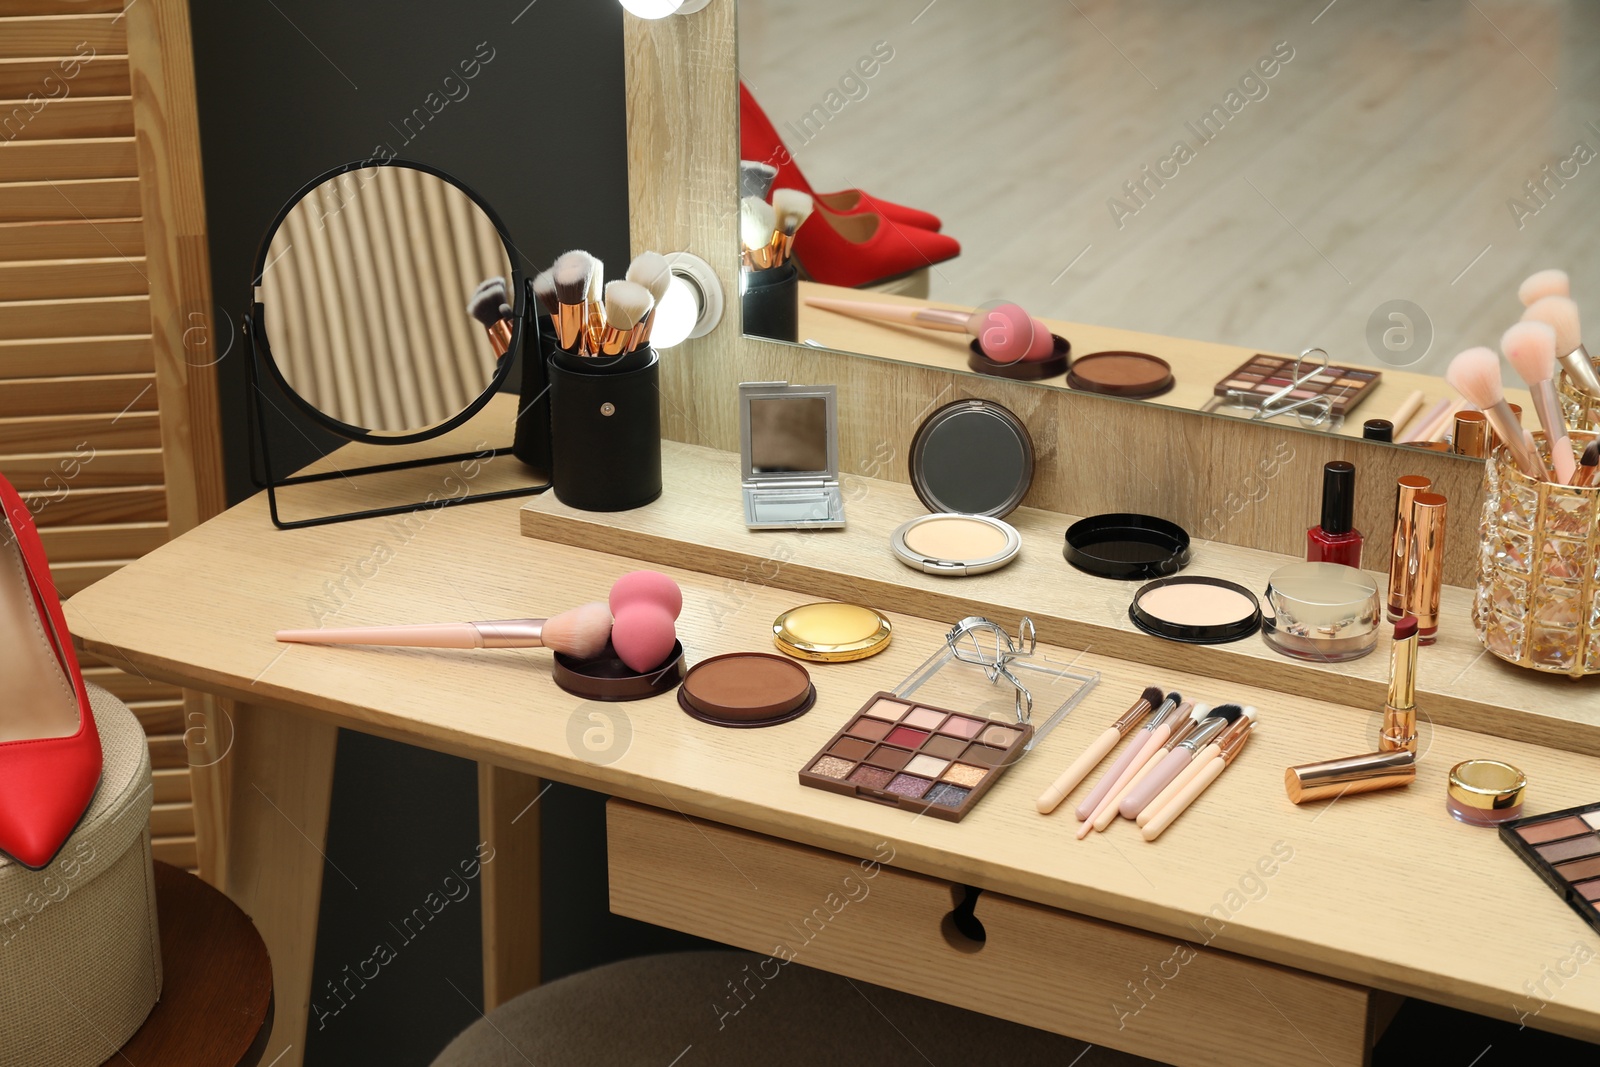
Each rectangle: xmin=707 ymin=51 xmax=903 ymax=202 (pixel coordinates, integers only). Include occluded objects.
xmin=553 ymin=640 xmax=686 ymax=701
xmin=1067 ymin=350 xmax=1174 ymax=399
xmin=967 ymin=334 xmax=1070 ymax=381
xmin=678 ymin=652 xmax=815 ymax=727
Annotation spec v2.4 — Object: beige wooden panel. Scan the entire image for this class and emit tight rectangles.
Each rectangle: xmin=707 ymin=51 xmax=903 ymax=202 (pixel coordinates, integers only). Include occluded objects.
xmin=0 ymin=15 xmax=126 ymax=59
xmin=478 ymin=764 xmax=542 ymax=1008
xmin=1 ymin=447 xmax=161 ymax=488
xmin=18 ymin=484 xmax=164 ymax=523
xmin=0 ymin=0 xmax=123 ymax=14
xmin=149 ymin=799 xmax=193 ymax=837
xmin=0 ymin=294 xmax=148 ymax=339
xmin=0 ymin=178 xmax=142 ymax=221
xmin=151 ymin=767 xmax=190 ymax=805
xmin=50 ymin=559 xmax=121 ymax=596
xmin=0 ymin=95 xmax=132 ymax=140
xmin=0 ymin=410 xmax=159 ymax=450
xmin=0 ymin=54 xmax=129 ymax=97
xmin=39 ymin=519 xmax=165 ymax=559
xmin=146 ymin=732 xmax=186 ymax=769
xmin=84 ymin=664 xmax=181 ymax=703
xmin=0 ymin=333 xmax=152 ymax=376
xmin=0 ymin=137 xmax=136 ymax=181
xmin=0 ymin=372 xmax=156 ymax=415
xmin=131 ymin=700 xmax=184 ymax=737
xmin=0 ymin=257 xmax=148 ymax=298
xmin=0 ymin=217 xmax=142 ymax=260
xmin=151 ymin=835 xmax=196 ymax=868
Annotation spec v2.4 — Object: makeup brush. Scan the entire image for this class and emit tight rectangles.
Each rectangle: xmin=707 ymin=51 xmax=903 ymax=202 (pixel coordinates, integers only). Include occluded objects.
xmin=1445 ymin=347 xmax=1547 ymax=480
xmin=740 ymin=159 xmax=778 ymax=201
xmin=1076 ymin=691 xmax=1182 ymax=837
xmin=600 ymin=280 xmax=654 ymax=356
xmin=804 ymin=297 xmax=1055 ymax=364
xmin=609 ymin=570 xmax=683 ymax=673
xmin=1519 ymin=268 xmax=1569 ymax=306
xmin=532 ymin=269 xmax=558 ymax=320
xmin=276 ymin=601 xmax=613 ymax=658
xmin=1522 ymin=295 xmax=1600 ymax=399
xmin=625 ymin=251 xmax=672 ymax=349
xmin=1136 ymin=709 xmax=1255 ymax=827
xmin=1140 ymin=720 xmax=1255 ymax=842
xmin=1386 ymin=390 xmax=1425 ymax=434
xmin=1396 ymin=397 xmax=1450 ymax=444
xmin=1036 ymin=686 xmax=1161 ymax=814
xmin=1121 ymin=705 xmax=1244 ymax=820
xmin=1103 ymin=701 xmax=1207 ymax=824
xmin=741 ymin=196 xmax=778 ymax=270
xmin=1574 ymin=439 xmax=1600 ymax=488
xmin=1503 ymin=320 xmax=1576 ymax=483
xmin=1083 ymin=694 xmax=1189 ymax=835
xmin=467 ymin=276 xmax=514 ymax=357
xmin=585 ymin=253 xmax=606 ymax=352
xmin=551 ymin=251 xmax=594 ymax=353
xmin=772 ymin=188 xmax=814 ymax=265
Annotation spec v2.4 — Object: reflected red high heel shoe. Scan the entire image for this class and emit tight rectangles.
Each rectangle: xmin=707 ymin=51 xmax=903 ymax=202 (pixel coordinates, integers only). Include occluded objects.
xmin=0 ymin=472 xmax=101 ymax=870
xmin=789 ymin=202 xmax=961 ymax=289
xmin=740 ymin=82 xmax=944 ymax=233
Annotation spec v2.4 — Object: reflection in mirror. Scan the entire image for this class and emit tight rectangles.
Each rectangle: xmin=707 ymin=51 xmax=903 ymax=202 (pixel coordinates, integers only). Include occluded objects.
xmin=749 ymin=396 xmax=829 ymax=473
xmin=737 ymin=2 xmax=1600 ymax=446
xmin=259 ymin=165 xmax=514 ymax=435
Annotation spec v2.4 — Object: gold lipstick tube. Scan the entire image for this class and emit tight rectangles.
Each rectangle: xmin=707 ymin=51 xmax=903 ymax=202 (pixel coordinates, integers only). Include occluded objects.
xmin=1386 ymin=475 xmax=1432 ymax=620
xmin=1285 ymin=750 xmax=1416 ymax=805
xmin=1409 ymin=493 xmax=1448 ymax=644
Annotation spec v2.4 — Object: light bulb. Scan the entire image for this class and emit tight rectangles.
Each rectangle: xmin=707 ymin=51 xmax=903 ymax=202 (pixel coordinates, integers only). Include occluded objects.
xmin=619 ymin=0 xmax=711 ymax=18
xmin=650 ymin=275 xmax=699 ymax=349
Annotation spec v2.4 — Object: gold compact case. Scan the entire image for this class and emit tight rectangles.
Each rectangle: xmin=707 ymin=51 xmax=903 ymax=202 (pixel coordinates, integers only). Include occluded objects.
xmin=1447 ymin=759 xmax=1526 ymax=827
xmin=773 ymin=602 xmax=893 ymax=662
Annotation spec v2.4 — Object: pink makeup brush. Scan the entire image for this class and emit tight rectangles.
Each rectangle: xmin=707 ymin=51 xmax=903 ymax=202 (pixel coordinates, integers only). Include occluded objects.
xmin=1445 ymin=347 xmax=1547 ymax=480
xmin=1076 ymin=692 xmax=1181 ymax=837
xmin=804 ymin=297 xmax=1055 ymax=363
xmin=1141 ymin=719 xmax=1256 ymax=842
xmin=1102 ymin=701 xmax=1208 ymax=823
xmin=609 ymin=570 xmax=683 ymax=673
xmin=1120 ymin=705 xmax=1246 ymax=819
xmin=1518 ymin=268 xmax=1569 ymax=307
xmin=1137 ymin=707 xmax=1257 ymax=828
xmin=1503 ymin=320 xmax=1576 ymax=483
xmin=1522 ymin=295 xmax=1600 ymax=400
xmin=1036 ymin=686 xmax=1161 ymax=814
xmin=276 ymin=602 xmax=613 ymax=658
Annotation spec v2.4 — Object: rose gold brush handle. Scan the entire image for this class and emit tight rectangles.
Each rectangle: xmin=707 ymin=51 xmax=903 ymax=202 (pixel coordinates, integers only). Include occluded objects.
xmin=803 ymin=297 xmax=975 ymax=334
xmin=276 ymin=619 xmax=546 ymax=649
xmin=1482 ymin=400 xmax=1548 ymax=479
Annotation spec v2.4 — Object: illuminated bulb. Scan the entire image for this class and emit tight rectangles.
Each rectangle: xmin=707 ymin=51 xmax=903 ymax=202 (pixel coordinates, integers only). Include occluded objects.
xmin=619 ymin=0 xmax=711 ymax=18
xmin=651 ymin=276 xmax=699 ymax=349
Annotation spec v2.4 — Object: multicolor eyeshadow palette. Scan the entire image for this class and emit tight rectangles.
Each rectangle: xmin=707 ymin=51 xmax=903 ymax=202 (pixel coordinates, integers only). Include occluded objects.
xmin=1499 ymin=802 xmax=1600 ymax=936
xmin=1213 ymin=354 xmax=1381 ymax=418
xmin=799 ymin=692 xmax=1032 ymax=822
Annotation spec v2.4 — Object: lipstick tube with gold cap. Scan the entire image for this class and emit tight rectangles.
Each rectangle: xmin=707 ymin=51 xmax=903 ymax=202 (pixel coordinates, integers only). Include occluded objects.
xmin=1285 ymin=749 xmax=1416 ymax=805
xmin=1408 ymin=492 xmax=1448 ymax=645
xmin=1380 ymin=615 xmax=1420 ymax=753
xmin=1451 ymin=410 xmax=1490 ymax=458
xmin=1386 ymin=475 xmax=1433 ymax=620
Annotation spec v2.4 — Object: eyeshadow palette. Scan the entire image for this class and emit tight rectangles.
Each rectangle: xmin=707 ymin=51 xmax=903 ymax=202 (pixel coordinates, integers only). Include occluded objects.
xmin=1214 ymin=354 xmax=1381 ymax=418
xmin=799 ymin=692 xmax=1032 ymax=821
xmin=1499 ymin=802 xmax=1600 ymax=936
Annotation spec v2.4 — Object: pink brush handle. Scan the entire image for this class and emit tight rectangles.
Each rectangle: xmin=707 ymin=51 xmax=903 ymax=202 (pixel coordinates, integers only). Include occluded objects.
xmin=1121 ymin=746 xmax=1194 ymax=820
xmin=1137 ymin=743 xmax=1220 ymax=827
xmin=1074 ymin=733 xmax=1148 ymax=821
xmin=1091 ymin=724 xmax=1172 ymax=833
xmin=275 ymin=619 xmax=545 ymax=649
xmin=804 ymin=296 xmax=972 ymax=334
xmin=1037 ymin=728 xmax=1119 ymax=813
xmin=1141 ymin=757 xmax=1227 ymax=841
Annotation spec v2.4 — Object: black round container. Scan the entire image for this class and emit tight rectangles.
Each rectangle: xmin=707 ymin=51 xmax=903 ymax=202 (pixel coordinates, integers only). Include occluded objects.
xmin=1064 ymin=513 xmax=1192 ymax=579
xmin=742 ymin=262 xmax=799 ymax=343
xmin=549 ymin=348 xmax=663 ymax=511
xmin=512 ymin=307 xmax=557 ymax=480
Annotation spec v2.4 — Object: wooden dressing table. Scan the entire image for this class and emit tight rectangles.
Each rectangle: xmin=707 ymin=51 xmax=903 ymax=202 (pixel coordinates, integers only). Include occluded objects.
xmin=65 ymin=397 xmax=1600 ymax=1067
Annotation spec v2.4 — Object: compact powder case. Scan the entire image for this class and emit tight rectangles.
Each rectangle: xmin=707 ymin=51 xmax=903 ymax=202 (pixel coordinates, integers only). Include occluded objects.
xmin=891 ymin=398 xmax=1033 ymax=577
xmin=1067 ymin=350 xmax=1175 ymax=400
xmin=773 ymin=602 xmax=892 ymax=662
xmin=967 ymin=335 xmax=1070 ymax=381
xmin=553 ymin=640 xmax=687 ymax=702
xmin=1259 ymin=562 xmax=1382 ymax=663
xmin=1129 ymin=576 xmax=1262 ymax=644
xmin=1064 ymin=513 xmax=1192 ymax=579
xmin=1500 ymin=802 xmax=1600 ymax=936
xmin=677 ymin=652 xmax=815 ymax=727
xmin=799 ymin=691 xmax=1033 ymax=821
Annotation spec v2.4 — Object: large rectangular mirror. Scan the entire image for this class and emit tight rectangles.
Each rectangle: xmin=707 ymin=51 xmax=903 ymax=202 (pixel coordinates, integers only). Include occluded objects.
xmin=736 ymin=0 xmax=1599 ymax=449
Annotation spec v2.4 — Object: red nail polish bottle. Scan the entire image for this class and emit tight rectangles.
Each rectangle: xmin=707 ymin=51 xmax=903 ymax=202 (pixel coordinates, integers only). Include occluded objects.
xmin=1308 ymin=461 xmax=1362 ymax=567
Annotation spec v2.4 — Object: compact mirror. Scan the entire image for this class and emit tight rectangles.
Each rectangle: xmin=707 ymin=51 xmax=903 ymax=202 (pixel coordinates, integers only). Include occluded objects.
xmin=739 ymin=381 xmax=844 ymax=529
xmin=253 ymin=160 xmax=518 ymax=439
xmin=909 ymin=399 xmax=1034 ymax=518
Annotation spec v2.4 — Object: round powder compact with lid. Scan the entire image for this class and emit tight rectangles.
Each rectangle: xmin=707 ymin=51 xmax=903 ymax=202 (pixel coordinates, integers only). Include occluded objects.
xmin=1067 ymin=351 xmax=1175 ymax=400
xmin=891 ymin=513 xmax=1022 ymax=576
xmin=773 ymin=602 xmax=892 ymax=662
xmin=1129 ymin=576 xmax=1262 ymax=645
xmin=678 ymin=652 xmax=815 ymax=728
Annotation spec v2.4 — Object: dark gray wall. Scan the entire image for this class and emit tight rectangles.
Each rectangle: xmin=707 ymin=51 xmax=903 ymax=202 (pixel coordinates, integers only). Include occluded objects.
xmin=189 ymin=3 xmax=708 ymax=1064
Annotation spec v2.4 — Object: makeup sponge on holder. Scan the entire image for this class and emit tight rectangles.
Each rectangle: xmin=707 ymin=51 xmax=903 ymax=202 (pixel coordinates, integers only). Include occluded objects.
xmin=609 ymin=570 xmax=683 ymax=672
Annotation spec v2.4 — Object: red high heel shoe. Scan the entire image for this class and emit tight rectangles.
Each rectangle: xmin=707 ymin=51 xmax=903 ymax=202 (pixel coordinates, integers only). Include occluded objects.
xmin=790 ymin=202 xmax=961 ymax=289
xmin=0 ymin=472 xmax=102 ymax=870
xmin=740 ymin=83 xmax=944 ymax=234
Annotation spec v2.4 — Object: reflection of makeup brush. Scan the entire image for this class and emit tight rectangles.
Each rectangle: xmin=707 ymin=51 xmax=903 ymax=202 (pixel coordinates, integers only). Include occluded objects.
xmin=1396 ymin=397 xmax=1449 ymax=443
xmin=467 ymin=277 xmax=514 ymax=356
xmin=1446 ymin=347 xmax=1547 ymax=480
xmin=804 ymin=296 xmax=1055 ymax=363
xmin=600 ymin=280 xmax=654 ymax=356
xmin=1523 ymin=295 xmax=1600 ymax=399
xmin=741 ymin=196 xmax=778 ymax=270
xmin=1575 ymin=440 xmax=1600 ymax=488
xmin=551 ymin=251 xmax=593 ymax=353
xmin=1519 ymin=268 xmax=1569 ymax=306
xmin=277 ymin=602 xmax=613 ymax=657
xmin=1503 ymin=320 xmax=1576 ymax=483
xmin=1036 ymin=686 xmax=1161 ymax=814
xmin=626 ymin=251 xmax=672 ymax=350
xmin=773 ymin=188 xmax=814 ymax=265
xmin=740 ymin=159 xmax=778 ymax=200
xmin=1387 ymin=390 xmax=1425 ymax=433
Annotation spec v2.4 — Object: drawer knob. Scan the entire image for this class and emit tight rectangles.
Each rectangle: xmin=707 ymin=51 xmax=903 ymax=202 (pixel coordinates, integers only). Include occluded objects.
xmin=942 ymin=885 xmax=987 ymax=952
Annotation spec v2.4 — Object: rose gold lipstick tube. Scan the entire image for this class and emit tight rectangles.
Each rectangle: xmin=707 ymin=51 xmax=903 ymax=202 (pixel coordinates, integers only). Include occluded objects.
xmin=1386 ymin=475 xmax=1432 ymax=620
xmin=1408 ymin=493 xmax=1448 ymax=645
xmin=1285 ymin=750 xmax=1416 ymax=805
xmin=1450 ymin=410 xmax=1489 ymax=458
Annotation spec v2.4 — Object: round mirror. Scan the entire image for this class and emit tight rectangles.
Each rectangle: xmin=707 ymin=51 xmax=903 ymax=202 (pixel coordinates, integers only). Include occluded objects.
xmin=909 ymin=399 xmax=1035 ymax=518
xmin=252 ymin=160 xmax=519 ymax=440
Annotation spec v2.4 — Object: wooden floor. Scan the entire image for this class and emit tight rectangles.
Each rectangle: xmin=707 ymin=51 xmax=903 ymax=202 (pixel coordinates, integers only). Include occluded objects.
xmin=738 ymin=0 xmax=1600 ymax=387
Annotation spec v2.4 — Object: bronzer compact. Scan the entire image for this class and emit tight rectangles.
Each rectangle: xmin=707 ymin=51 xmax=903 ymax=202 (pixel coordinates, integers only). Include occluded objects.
xmin=890 ymin=399 xmax=1033 ymax=576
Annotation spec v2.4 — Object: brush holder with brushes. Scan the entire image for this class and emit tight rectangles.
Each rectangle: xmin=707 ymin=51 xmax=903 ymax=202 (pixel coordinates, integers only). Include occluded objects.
xmin=1559 ymin=360 xmax=1600 ymax=432
xmin=548 ymin=348 xmax=663 ymax=512
xmin=740 ymin=262 xmax=799 ymax=343
xmin=1475 ymin=429 xmax=1600 ymax=678
xmin=512 ymin=304 xmax=557 ymax=481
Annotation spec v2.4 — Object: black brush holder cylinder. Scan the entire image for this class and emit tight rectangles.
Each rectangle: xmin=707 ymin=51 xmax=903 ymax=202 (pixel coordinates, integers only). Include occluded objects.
xmin=512 ymin=306 xmax=556 ymax=480
xmin=548 ymin=348 xmax=662 ymax=511
xmin=741 ymin=262 xmax=798 ymax=343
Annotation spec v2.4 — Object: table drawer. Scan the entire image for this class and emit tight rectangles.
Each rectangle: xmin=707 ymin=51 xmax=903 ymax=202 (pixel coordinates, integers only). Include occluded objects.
xmin=607 ymin=799 xmax=1384 ymax=1067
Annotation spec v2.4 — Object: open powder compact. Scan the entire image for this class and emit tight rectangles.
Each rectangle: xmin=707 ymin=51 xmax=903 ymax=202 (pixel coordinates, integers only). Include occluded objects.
xmin=891 ymin=399 xmax=1032 ymax=576
xmin=1129 ymin=576 xmax=1261 ymax=644
xmin=677 ymin=652 xmax=815 ymax=727
xmin=1067 ymin=350 xmax=1174 ymax=400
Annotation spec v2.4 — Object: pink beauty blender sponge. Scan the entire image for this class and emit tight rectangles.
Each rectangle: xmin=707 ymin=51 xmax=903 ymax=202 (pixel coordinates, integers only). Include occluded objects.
xmin=609 ymin=570 xmax=682 ymax=672
xmin=975 ymin=303 xmax=1056 ymax=363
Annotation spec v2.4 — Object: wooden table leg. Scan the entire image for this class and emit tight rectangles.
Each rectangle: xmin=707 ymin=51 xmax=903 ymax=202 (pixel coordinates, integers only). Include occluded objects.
xmin=477 ymin=764 xmax=543 ymax=1009
xmin=223 ymin=701 xmax=338 ymax=1067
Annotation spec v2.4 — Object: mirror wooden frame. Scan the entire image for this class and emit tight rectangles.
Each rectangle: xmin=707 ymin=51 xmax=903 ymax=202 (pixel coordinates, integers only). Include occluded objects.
xmin=623 ymin=0 xmax=1486 ymax=585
